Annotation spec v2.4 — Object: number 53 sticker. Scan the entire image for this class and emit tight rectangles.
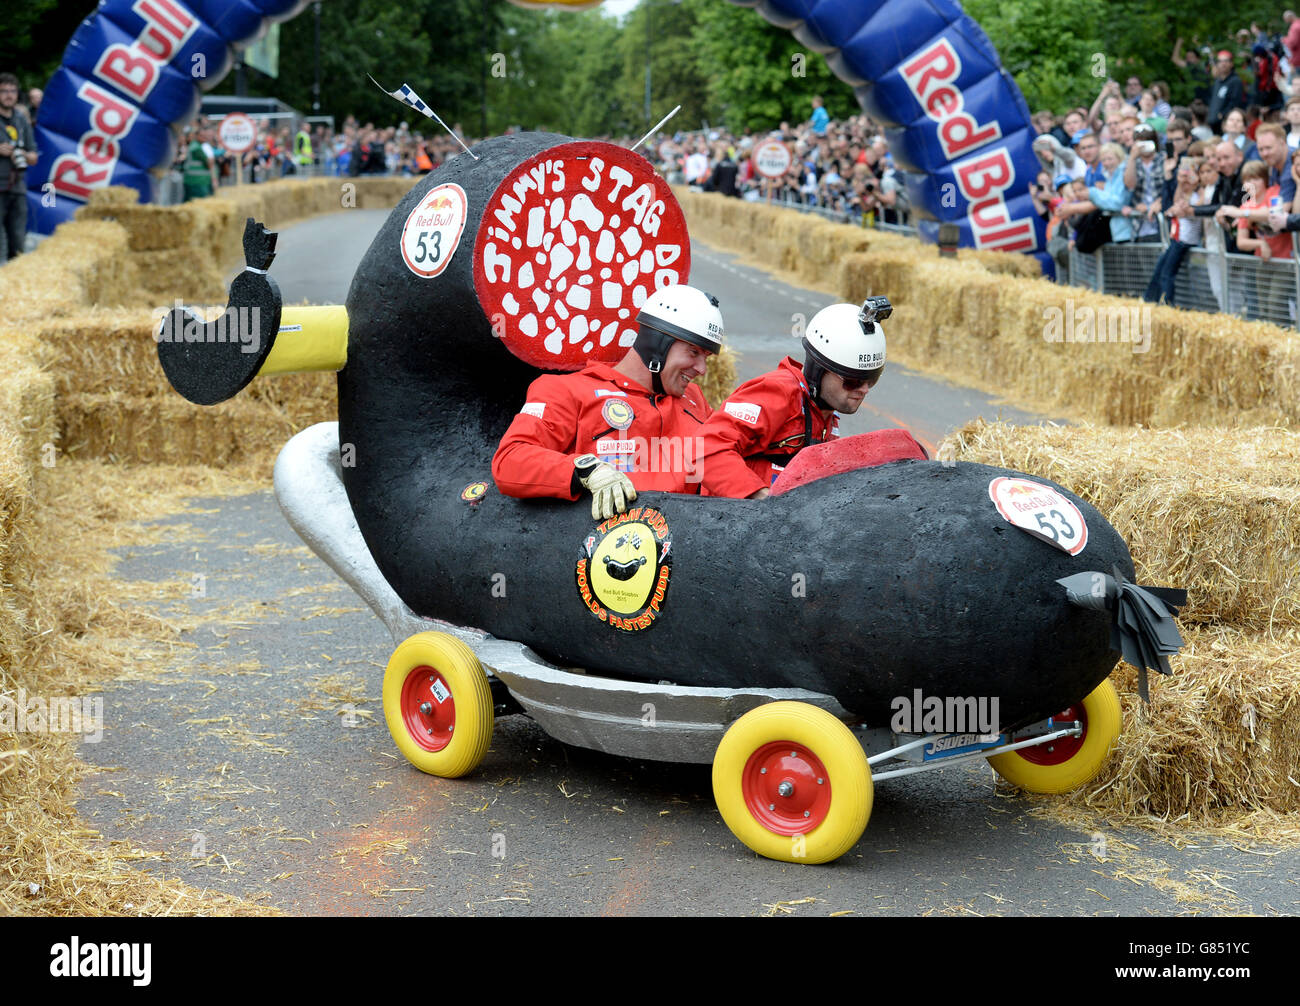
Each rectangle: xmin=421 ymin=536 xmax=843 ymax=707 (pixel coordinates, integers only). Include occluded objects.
xmin=401 ymin=182 xmax=468 ymax=278
xmin=988 ymin=477 xmax=1088 ymax=556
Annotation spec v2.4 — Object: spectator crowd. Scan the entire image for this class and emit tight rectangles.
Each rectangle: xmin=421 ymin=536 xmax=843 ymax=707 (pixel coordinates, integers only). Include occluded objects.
xmin=7 ymin=11 xmax=1300 ymax=321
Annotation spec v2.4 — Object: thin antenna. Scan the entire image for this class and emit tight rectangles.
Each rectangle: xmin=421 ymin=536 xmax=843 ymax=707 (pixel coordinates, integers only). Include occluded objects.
xmin=630 ymin=105 xmax=681 ymax=154
xmin=368 ymin=75 xmax=478 ymax=160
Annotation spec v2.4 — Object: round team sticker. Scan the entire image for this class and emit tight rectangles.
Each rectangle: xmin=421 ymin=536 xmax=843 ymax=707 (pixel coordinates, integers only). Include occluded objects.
xmin=601 ymin=398 xmax=634 ymax=430
xmin=575 ymin=506 xmax=672 ymax=632
xmin=401 ymin=183 xmax=468 ymax=278
xmin=988 ymin=477 xmax=1088 ymax=555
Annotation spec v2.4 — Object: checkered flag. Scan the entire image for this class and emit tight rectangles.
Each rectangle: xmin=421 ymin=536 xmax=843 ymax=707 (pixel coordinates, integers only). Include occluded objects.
xmin=368 ymin=75 xmax=477 ymax=159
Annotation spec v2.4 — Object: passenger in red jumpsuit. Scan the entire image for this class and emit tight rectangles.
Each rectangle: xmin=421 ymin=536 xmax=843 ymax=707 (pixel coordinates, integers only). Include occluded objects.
xmin=493 ymin=285 xmax=725 ymax=519
xmin=698 ymin=298 xmax=890 ymax=499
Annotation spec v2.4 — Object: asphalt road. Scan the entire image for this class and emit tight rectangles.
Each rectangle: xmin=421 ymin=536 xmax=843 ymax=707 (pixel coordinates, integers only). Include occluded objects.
xmin=76 ymin=209 xmax=1300 ymax=917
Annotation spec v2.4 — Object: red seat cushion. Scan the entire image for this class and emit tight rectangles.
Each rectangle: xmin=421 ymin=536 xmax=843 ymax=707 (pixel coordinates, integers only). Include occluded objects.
xmin=770 ymin=429 xmax=929 ymax=495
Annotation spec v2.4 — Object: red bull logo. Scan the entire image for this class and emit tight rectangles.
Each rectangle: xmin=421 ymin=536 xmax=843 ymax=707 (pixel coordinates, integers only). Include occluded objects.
xmin=51 ymin=0 xmax=195 ymax=204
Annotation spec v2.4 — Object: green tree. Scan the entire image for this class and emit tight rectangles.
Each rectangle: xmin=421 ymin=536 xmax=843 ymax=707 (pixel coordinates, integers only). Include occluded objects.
xmin=963 ymin=0 xmax=1107 ymax=113
xmin=686 ymin=0 xmax=856 ymax=132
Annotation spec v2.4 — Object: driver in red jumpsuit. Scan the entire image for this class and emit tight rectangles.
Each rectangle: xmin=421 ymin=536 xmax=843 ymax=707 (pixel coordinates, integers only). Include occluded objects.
xmin=492 ymin=285 xmax=725 ymax=519
xmin=697 ymin=298 xmax=890 ymax=499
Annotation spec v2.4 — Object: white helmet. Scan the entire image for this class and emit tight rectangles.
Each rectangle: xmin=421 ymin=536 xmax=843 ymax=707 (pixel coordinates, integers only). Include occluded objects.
xmin=633 ymin=284 xmax=725 ymax=384
xmin=802 ymin=300 xmax=887 ymax=404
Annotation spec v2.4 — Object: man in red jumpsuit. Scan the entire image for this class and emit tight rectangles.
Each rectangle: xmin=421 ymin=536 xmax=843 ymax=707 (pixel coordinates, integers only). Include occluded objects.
xmin=697 ymin=298 xmax=889 ymax=499
xmin=492 ymin=285 xmax=724 ymax=519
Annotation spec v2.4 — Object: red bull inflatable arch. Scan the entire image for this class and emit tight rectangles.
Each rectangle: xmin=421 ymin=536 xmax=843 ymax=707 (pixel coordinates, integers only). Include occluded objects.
xmin=27 ymin=0 xmax=1046 ymax=265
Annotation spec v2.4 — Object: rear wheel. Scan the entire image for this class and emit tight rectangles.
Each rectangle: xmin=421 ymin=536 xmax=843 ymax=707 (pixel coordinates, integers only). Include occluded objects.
xmin=382 ymin=632 xmax=494 ymax=778
xmin=712 ymin=701 xmax=872 ymax=864
xmin=987 ymin=680 xmax=1121 ymax=794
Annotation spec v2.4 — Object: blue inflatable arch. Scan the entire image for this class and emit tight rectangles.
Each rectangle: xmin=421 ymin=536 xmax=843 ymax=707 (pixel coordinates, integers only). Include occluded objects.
xmin=29 ymin=0 xmax=1043 ymax=260
xmin=26 ymin=0 xmax=310 ymax=235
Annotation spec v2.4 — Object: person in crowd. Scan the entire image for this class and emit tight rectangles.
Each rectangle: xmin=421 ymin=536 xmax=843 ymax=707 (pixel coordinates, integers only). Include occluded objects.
xmin=1145 ymin=157 xmax=1205 ymax=306
xmin=1161 ymin=117 xmax=1193 ymax=211
xmin=1089 ymin=79 xmax=1124 ymax=135
xmin=1191 ymin=140 xmax=1246 ymax=259
xmin=1124 ymin=124 xmax=1165 ymax=241
xmin=1207 ymin=50 xmax=1247 ymax=132
xmin=1250 ymin=41 xmax=1284 ymax=111
xmin=1116 ymin=113 xmax=1139 ymax=151
xmin=0 ymin=72 xmax=36 ymax=260
xmin=1055 ymin=142 xmax=1133 ymax=244
xmin=1033 ymin=132 xmax=1083 ymax=180
xmin=1267 ymin=146 xmax=1300 ymax=230
xmin=1173 ymin=39 xmax=1213 ymax=103
xmin=1226 ymin=123 xmax=1296 ymax=223
xmin=1283 ymin=95 xmax=1300 ymax=150
xmin=1138 ymin=89 xmax=1168 ymax=132
xmin=181 ymin=123 xmax=217 ymax=201
xmin=1220 ymin=159 xmax=1293 ymax=317
xmin=705 ymin=143 xmax=740 ymax=197
xmin=1189 ymin=99 xmax=1215 ymax=141
xmin=1124 ymin=75 xmax=1144 ymax=103
xmin=1073 ymin=129 xmax=1105 ymax=185
xmin=1087 ymin=141 xmax=1135 ymax=242
xmin=810 ymin=95 xmax=829 ymax=137
xmin=684 ymin=141 xmax=710 ymax=186
xmin=1150 ymin=81 xmax=1174 ymax=119
xmin=1222 ymin=107 xmax=1255 ymax=157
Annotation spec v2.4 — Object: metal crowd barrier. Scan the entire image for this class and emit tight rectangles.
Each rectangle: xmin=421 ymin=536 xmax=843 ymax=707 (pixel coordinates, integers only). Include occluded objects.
xmin=767 ymin=195 xmax=917 ymax=234
xmin=1063 ymin=214 xmax=1300 ymax=327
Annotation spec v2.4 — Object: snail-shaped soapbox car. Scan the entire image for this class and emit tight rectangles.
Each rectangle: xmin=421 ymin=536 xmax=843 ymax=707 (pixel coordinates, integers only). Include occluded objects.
xmin=157 ymin=134 xmax=1186 ymax=864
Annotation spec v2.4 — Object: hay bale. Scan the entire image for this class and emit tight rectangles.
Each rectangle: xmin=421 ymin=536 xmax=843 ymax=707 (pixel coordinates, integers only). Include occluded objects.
xmin=0 ymin=221 xmax=136 ymax=323
xmin=76 ymin=201 xmax=203 ymax=253
xmin=943 ymin=420 xmax=1300 ymax=630
xmin=59 ymin=379 xmax=337 ymax=467
xmin=677 ymin=191 xmax=1300 ymax=428
xmin=1089 ymin=629 xmax=1300 ymax=820
xmin=698 ymin=344 xmax=738 ymax=408
xmin=29 ymin=308 xmax=163 ymax=399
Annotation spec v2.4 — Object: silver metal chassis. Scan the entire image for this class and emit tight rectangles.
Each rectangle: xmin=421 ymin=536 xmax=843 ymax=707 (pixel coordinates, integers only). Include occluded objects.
xmin=273 ymin=422 xmax=1083 ymax=772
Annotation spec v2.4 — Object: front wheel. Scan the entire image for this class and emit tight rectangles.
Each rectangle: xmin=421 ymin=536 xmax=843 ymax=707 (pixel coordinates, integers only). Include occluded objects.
xmin=712 ymin=701 xmax=872 ymax=864
xmin=987 ymin=680 xmax=1121 ymax=794
xmin=382 ymin=631 xmax=494 ymax=778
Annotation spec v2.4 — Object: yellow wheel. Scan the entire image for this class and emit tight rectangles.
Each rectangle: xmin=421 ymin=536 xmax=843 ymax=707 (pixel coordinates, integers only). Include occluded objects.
xmin=382 ymin=631 xmax=494 ymax=778
xmin=987 ymin=680 xmax=1121 ymax=794
xmin=712 ymin=701 xmax=872 ymax=865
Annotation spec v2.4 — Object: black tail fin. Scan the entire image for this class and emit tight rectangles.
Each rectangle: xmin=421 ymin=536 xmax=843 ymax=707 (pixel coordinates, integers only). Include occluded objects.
xmin=1057 ymin=569 xmax=1188 ymax=701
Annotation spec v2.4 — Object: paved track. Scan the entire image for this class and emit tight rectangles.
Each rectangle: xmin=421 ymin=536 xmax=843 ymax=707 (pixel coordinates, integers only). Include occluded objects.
xmin=76 ymin=209 xmax=1298 ymax=916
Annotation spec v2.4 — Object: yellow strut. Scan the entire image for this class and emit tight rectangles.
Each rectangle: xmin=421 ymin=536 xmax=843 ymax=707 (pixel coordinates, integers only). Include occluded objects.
xmin=258 ymin=305 xmax=350 ymax=376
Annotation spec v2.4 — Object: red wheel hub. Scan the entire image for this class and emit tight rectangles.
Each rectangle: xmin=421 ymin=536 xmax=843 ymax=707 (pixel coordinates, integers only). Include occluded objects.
xmin=1018 ymin=705 xmax=1088 ymax=765
xmin=400 ymin=665 xmax=456 ymax=752
xmin=740 ymin=741 xmax=832 ymax=835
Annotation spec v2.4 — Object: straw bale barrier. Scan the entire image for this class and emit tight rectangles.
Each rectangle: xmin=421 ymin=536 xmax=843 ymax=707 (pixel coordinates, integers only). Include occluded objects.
xmin=78 ymin=177 xmax=420 ymax=292
xmin=943 ymin=419 xmax=1300 ymax=631
xmin=942 ymin=420 xmax=1300 ymax=820
xmin=1099 ymin=635 xmax=1300 ymax=821
xmin=678 ymin=189 xmax=1300 ymax=429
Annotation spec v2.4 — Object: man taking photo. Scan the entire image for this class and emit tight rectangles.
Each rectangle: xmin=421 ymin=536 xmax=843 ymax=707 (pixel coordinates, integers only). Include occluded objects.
xmin=0 ymin=72 xmax=37 ymax=260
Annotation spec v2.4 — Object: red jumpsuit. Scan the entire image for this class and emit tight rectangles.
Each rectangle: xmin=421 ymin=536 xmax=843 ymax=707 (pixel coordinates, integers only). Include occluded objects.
xmin=492 ymin=361 xmax=713 ymax=500
xmin=697 ymin=356 xmax=838 ymax=498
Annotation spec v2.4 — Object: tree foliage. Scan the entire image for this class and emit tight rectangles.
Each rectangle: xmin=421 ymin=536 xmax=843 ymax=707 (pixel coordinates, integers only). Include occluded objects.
xmin=6 ymin=1 xmax=1300 ymax=134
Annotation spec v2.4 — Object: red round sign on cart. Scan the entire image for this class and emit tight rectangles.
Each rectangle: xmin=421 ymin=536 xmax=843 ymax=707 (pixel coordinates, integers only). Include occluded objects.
xmin=473 ymin=141 xmax=691 ymax=371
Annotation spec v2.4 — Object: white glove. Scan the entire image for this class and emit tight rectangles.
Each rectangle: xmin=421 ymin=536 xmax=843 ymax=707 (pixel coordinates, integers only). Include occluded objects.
xmin=578 ymin=461 xmax=636 ymax=520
